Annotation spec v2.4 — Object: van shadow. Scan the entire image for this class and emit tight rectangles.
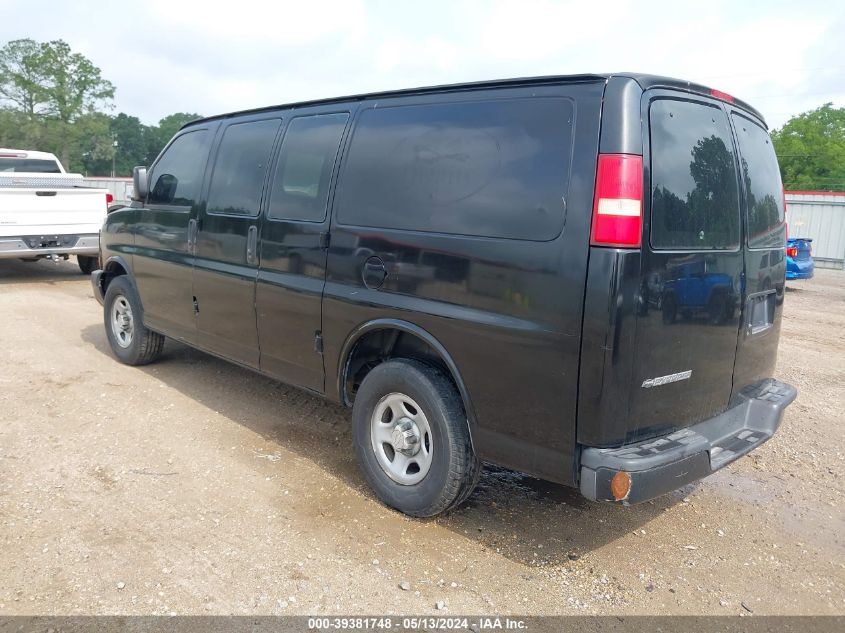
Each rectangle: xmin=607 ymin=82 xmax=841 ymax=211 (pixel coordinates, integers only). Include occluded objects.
xmin=81 ymin=323 xmax=686 ymax=566
xmin=0 ymin=257 xmax=87 ymax=285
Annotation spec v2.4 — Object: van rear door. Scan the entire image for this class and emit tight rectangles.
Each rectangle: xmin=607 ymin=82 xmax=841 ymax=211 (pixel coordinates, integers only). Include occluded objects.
xmin=728 ymin=111 xmax=787 ymax=393
xmin=628 ymin=94 xmax=745 ymax=438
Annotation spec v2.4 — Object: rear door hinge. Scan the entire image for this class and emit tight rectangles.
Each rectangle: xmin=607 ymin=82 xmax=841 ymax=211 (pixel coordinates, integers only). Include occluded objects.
xmin=192 ymin=296 xmax=199 ymax=315
xmin=314 ymin=331 xmax=324 ymax=354
xmin=319 ymin=231 xmax=331 ymax=250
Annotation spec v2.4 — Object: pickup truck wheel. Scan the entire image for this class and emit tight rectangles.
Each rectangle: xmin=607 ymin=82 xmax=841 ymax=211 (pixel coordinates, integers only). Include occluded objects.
xmin=77 ymin=256 xmax=97 ymax=275
xmin=103 ymin=276 xmax=164 ymax=366
xmin=353 ymin=359 xmax=480 ymax=517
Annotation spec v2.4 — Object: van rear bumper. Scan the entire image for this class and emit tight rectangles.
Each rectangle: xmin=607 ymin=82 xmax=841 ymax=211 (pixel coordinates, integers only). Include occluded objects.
xmin=579 ymin=379 xmax=797 ymax=504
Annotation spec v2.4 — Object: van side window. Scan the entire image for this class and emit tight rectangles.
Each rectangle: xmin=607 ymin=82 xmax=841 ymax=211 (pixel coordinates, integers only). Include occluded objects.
xmin=731 ymin=114 xmax=786 ymax=249
xmin=649 ymin=100 xmax=740 ymax=250
xmin=267 ymin=113 xmax=348 ymax=222
xmin=336 ymin=98 xmax=573 ymax=241
xmin=147 ymin=129 xmax=209 ymax=207
xmin=206 ymin=119 xmax=281 ymax=216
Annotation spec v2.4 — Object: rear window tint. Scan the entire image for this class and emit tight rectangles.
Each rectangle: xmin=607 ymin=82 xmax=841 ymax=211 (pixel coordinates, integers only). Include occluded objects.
xmin=206 ymin=119 xmax=281 ymax=217
xmin=732 ymin=114 xmax=786 ymax=249
xmin=649 ymin=99 xmax=740 ymax=250
xmin=336 ymin=98 xmax=573 ymax=241
xmin=0 ymin=158 xmax=61 ymax=173
xmin=267 ymin=113 xmax=348 ymax=223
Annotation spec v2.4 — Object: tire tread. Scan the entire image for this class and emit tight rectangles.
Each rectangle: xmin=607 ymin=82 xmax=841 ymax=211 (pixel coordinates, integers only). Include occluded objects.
xmin=353 ymin=359 xmax=480 ymax=517
xmin=103 ymin=275 xmax=164 ymax=366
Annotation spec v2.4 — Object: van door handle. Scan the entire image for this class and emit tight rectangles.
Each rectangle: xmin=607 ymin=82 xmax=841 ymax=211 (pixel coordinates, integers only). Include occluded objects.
xmin=246 ymin=225 xmax=258 ymax=265
xmin=187 ymin=218 xmax=198 ymax=252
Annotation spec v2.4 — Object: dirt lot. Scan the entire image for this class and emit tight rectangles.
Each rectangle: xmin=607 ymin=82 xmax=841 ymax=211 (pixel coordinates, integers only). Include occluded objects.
xmin=0 ymin=258 xmax=843 ymax=616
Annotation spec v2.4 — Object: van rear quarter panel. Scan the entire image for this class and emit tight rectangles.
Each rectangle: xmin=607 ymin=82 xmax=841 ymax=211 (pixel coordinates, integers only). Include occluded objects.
xmin=578 ymin=81 xmax=787 ymax=448
xmin=322 ymin=82 xmax=605 ymax=485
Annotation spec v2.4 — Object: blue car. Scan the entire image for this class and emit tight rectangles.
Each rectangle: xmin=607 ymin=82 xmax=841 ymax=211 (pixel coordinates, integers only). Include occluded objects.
xmin=786 ymin=238 xmax=814 ymax=280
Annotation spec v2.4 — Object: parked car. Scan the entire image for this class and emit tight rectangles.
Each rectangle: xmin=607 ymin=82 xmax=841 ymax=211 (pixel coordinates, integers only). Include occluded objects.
xmin=0 ymin=149 xmax=111 ymax=273
xmin=786 ymin=237 xmax=814 ymax=280
xmin=91 ymin=74 xmax=796 ymax=517
xmin=654 ymin=260 xmax=737 ymax=325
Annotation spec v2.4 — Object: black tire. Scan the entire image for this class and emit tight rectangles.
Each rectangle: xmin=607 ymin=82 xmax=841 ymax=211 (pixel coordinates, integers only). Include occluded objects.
xmin=352 ymin=359 xmax=480 ymax=517
xmin=78 ymin=255 xmax=97 ymax=275
xmin=103 ymin=275 xmax=164 ymax=366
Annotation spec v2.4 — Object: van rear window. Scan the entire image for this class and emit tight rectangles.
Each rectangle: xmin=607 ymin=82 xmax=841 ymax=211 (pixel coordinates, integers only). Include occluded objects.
xmin=0 ymin=158 xmax=61 ymax=173
xmin=731 ymin=114 xmax=786 ymax=249
xmin=649 ymin=99 xmax=740 ymax=250
xmin=336 ymin=98 xmax=573 ymax=241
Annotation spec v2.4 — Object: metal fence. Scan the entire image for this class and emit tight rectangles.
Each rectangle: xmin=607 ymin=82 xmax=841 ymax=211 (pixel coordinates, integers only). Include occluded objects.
xmin=786 ymin=191 xmax=845 ymax=270
xmin=81 ymin=177 xmax=134 ymax=205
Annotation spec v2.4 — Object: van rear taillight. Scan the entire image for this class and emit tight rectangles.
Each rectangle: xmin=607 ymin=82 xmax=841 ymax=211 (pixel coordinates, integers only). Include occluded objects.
xmin=590 ymin=154 xmax=643 ymax=248
xmin=787 ymin=246 xmax=798 ymax=258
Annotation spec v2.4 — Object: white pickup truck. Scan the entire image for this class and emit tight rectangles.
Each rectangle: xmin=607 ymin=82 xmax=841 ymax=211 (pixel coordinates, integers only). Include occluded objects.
xmin=0 ymin=148 xmax=110 ymax=274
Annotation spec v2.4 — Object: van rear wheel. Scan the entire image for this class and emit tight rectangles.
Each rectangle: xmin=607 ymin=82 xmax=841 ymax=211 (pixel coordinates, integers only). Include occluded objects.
xmin=352 ymin=359 xmax=480 ymax=517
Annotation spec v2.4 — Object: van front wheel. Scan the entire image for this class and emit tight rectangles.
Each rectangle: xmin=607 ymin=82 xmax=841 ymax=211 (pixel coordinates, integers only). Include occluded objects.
xmin=103 ymin=276 xmax=164 ymax=366
xmin=352 ymin=359 xmax=480 ymax=517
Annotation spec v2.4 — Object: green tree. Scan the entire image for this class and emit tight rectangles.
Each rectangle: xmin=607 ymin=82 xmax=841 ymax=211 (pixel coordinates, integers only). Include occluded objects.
xmin=70 ymin=112 xmax=116 ymax=175
xmin=38 ymin=40 xmax=115 ymax=166
xmin=0 ymin=39 xmax=48 ymax=118
xmin=0 ymin=38 xmax=115 ymax=167
xmin=38 ymin=40 xmax=114 ymax=123
xmin=0 ymin=106 xmax=40 ymax=147
xmin=147 ymin=112 xmax=202 ymax=161
xmin=771 ymin=103 xmax=845 ymax=191
xmin=110 ymin=113 xmax=150 ymax=174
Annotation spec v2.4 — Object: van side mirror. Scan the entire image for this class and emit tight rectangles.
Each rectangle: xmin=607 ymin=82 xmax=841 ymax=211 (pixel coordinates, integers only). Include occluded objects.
xmin=132 ymin=166 xmax=148 ymax=201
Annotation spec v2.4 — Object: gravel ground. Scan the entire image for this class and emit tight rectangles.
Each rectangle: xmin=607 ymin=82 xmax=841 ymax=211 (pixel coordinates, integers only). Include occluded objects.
xmin=0 ymin=258 xmax=842 ymax=615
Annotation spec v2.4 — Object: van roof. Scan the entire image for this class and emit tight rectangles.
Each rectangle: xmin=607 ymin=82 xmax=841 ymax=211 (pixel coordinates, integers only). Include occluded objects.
xmin=182 ymin=72 xmax=766 ymax=130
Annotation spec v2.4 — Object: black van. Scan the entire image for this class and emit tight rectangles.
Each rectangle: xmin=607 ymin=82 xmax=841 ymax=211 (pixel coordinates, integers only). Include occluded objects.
xmin=92 ymin=74 xmax=796 ymax=517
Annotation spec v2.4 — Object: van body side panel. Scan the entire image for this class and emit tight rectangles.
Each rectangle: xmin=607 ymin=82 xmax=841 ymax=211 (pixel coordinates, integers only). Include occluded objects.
xmin=323 ymin=82 xmax=604 ymax=484
xmin=576 ymin=248 xmax=642 ymax=446
xmin=256 ymin=107 xmax=353 ymax=393
xmin=192 ymin=115 xmax=283 ymax=368
xmin=576 ymin=77 xmax=644 ymax=447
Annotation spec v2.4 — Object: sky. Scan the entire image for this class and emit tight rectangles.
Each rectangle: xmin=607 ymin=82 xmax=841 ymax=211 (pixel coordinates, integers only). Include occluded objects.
xmin=1 ymin=0 xmax=844 ymax=130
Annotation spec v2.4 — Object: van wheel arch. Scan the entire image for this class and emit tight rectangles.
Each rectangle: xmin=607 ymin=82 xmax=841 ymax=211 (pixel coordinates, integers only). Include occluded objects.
xmin=100 ymin=257 xmax=131 ymax=293
xmin=338 ymin=320 xmax=477 ymax=449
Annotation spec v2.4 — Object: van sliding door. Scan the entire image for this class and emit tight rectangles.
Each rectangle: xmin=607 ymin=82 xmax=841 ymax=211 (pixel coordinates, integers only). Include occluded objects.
xmin=256 ymin=110 xmax=350 ymax=392
xmin=193 ymin=116 xmax=282 ymax=367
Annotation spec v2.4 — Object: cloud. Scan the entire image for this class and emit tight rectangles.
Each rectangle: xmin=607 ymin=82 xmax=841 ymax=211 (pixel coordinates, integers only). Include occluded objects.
xmin=0 ymin=0 xmax=842 ymax=128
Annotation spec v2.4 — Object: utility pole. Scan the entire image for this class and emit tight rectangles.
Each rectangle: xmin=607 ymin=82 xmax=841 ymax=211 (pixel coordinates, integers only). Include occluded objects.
xmin=111 ymin=136 xmax=119 ymax=178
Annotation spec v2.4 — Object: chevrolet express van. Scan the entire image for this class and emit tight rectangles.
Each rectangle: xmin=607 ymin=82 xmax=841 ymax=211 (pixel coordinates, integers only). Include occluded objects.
xmin=92 ymin=74 xmax=796 ymax=516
